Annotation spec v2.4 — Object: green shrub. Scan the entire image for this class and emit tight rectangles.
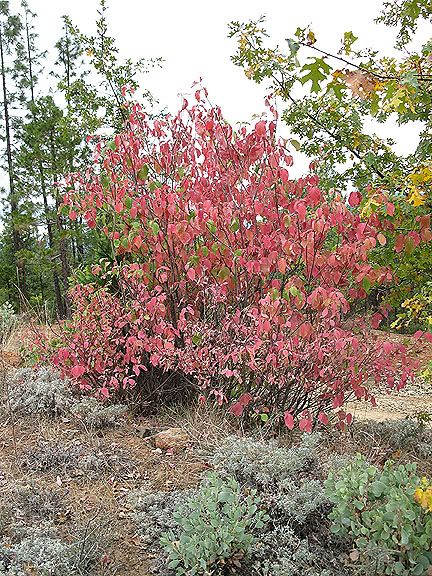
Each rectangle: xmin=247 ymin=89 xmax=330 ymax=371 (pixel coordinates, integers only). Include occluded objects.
xmin=160 ymin=473 xmax=268 ymax=575
xmin=325 ymin=455 xmax=432 ymax=575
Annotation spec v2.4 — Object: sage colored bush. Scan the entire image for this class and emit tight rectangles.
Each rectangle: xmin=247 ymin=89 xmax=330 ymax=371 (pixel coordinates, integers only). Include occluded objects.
xmin=160 ymin=473 xmax=268 ymax=575
xmin=325 ymin=455 xmax=432 ymax=575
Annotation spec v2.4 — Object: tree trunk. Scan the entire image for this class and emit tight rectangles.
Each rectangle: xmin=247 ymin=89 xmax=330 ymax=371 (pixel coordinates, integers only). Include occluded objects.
xmin=0 ymin=23 xmax=27 ymax=306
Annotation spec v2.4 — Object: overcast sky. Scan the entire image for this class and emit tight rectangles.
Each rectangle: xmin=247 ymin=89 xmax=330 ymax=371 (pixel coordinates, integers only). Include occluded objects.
xmin=11 ymin=0 xmax=432 ymax=176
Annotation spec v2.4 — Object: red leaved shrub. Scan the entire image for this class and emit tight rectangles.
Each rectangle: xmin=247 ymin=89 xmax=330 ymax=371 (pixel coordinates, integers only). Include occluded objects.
xmin=37 ymin=90 xmax=419 ymax=429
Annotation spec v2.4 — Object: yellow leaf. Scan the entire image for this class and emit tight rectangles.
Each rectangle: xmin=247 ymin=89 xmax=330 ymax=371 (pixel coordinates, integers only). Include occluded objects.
xmin=408 ymin=188 xmax=426 ymax=207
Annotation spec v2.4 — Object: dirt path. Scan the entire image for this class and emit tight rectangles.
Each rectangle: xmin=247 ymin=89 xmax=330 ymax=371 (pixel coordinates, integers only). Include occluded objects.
xmin=347 ymin=331 xmax=432 ymax=422
xmin=348 ymin=379 xmax=432 ymax=421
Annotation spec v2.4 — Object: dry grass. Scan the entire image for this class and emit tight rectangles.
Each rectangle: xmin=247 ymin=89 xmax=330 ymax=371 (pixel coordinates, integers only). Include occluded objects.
xmin=1 ymin=321 xmax=431 ymax=574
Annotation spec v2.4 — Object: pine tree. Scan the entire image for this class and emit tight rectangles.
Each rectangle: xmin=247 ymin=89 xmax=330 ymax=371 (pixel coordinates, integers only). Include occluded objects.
xmin=0 ymin=1 xmax=27 ymax=305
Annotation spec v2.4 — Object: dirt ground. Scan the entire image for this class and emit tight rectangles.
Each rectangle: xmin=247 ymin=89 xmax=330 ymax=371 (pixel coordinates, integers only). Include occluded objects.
xmin=0 ymin=328 xmax=431 ymax=575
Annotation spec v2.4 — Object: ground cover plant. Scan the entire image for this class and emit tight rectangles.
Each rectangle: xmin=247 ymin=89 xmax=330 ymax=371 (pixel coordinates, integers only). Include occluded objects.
xmin=326 ymin=456 xmax=432 ymax=575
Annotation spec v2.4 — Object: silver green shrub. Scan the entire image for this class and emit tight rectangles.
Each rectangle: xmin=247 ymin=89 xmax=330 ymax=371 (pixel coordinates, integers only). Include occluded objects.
xmin=128 ymin=489 xmax=189 ymax=552
xmin=6 ymin=367 xmax=127 ymax=429
xmin=23 ymin=439 xmax=136 ymax=480
xmin=6 ymin=367 xmax=73 ymax=417
xmin=0 ymin=524 xmax=74 ymax=576
xmin=354 ymin=419 xmax=432 ymax=459
xmin=209 ymin=433 xmax=321 ymax=486
xmin=0 ymin=302 xmax=17 ymax=347
xmin=13 ymin=482 xmax=65 ymax=522
xmin=0 ymin=519 xmax=110 ymax=575
xmin=250 ymin=525 xmax=336 ymax=576
xmin=70 ymin=396 xmax=127 ymax=430
xmin=23 ymin=441 xmax=84 ymax=472
xmin=129 ymin=434 xmax=349 ymax=576
xmin=276 ymin=478 xmax=328 ymax=524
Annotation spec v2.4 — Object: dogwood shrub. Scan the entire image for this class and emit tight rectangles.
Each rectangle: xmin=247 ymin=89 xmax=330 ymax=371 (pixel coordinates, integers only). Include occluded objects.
xmin=37 ymin=89 xmax=422 ymax=429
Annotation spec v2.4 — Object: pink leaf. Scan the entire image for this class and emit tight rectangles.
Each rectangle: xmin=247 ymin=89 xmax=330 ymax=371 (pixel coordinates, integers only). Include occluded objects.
xmin=71 ymin=365 xmax=86 ymax=378
xmin=254 ymin=121 xmax=266 ymax=137
xmin=187 ymin=268 xmax=196 ymax=281
xmin=348 ymin=191 xmax=362 ymax=207
xmin=386 ymin=202 xmax=395 ymax=216
xmin=230 ymin=402 xmax=244 ymax=417
xmin=284 ymin=411 xmax=295 ymax=430
xmin=299 ymin=417 xmax=313 ymax=433
xmin=371 ymin=313 xmax=383 ymax=329
xmin=318 ymin=412 xmax=329 ymax=425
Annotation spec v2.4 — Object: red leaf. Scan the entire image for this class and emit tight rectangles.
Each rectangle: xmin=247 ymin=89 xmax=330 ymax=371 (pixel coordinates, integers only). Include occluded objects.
xmin=299 ymin=417 xmax=313 ymax=433
xmin=134 ymin=236 xmax=143 ymax=249
xmin=230 ymin=402 xmax=244 ymax=417
xmin=348 ymin=191 xmax=362 ymax=207
xmin=318 ymin=412 xmax=329 ymax=425
xmin=284 ymin=411 xmax=295 ymax=430
xmin=386 ymin=202 xmax=395 ymax=216
xmin=278 ymin=258 xmax=287 ymax=274
xmin=377 ymin=233 xmax=386 ymax=246
xmin=299 ymin=322 xmax=313 ymax=339
xmin=238 ymin=393 xmax=253 ymax=407
xmin=371 ymin=312 xmax=383 ymax=329
xmin=187 ymin=268 xmax=196 ymax=281
xmin=383 ymin=341 xmax=393 ymax=354
xmin=395 ymin=235 xmax=405 ymax=253
xmin=71 ymin=365 xmax=86 ymax=378
xmin=254 ymin=121 xmax=266 ymax=137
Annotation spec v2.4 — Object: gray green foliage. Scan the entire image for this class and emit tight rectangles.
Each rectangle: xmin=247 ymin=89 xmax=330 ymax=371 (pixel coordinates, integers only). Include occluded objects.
xmin=0 ymin=302 xmax=17 ymax=346
xmin=160 ymin=473 xmax=268 ymax=575
xmin=6 ymin=367 xmax=73 ymax=417
xmin=23 ymin=439 xmax=136 ymax=480
xmin=0 ymin=525 xmax=74 ymax=575
xmin=325 ymin=455 xmax=432 ymax=575
xmin=128 ymin=489 xmax=188 ymax=552
xmin=23 ymin=441 xmax=84 ymax=472
xmin=209 ymin=433 xmax=321 ymax=486
xmin=250 ymin=525 xmax=336 ymax=576
xmin=6 ymin=367 xmax=127 ymax=429
xmin=129 ymin=434 xmax=350 ymax=575
xmin=0 ymin=520 xmax=109 ymax=575
xmin=13 ymin=482 xmax=66 ymax=522
xmin=70 ymin=396 xmax=127 ymax=430
xmin=353 ymin=419 xmax=432 ymax=459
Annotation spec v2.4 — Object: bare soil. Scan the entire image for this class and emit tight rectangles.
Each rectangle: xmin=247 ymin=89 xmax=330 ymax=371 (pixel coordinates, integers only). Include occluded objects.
xmin=0 ymin=328 xmax=431 ymax=574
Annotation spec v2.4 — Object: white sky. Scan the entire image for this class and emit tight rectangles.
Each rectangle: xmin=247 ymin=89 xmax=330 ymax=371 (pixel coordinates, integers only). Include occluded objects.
xmin=7 ymin=0 xmax=432 ymax=178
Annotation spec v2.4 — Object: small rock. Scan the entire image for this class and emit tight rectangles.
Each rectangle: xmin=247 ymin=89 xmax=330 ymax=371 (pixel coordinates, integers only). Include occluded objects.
xmin=135 ymin=425 xmax=153 ymax=438
xmin=154 ymin=427 xmax=190 ymax=452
